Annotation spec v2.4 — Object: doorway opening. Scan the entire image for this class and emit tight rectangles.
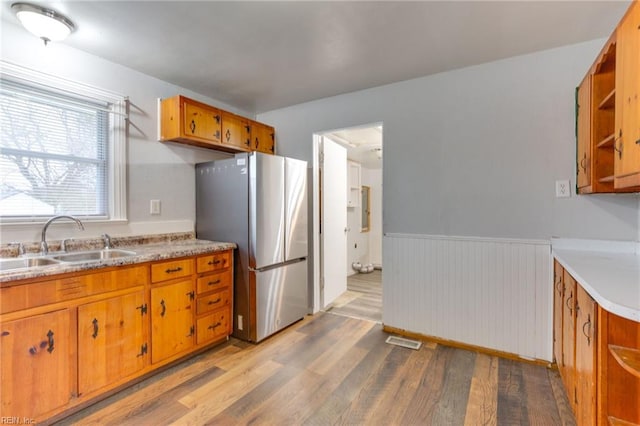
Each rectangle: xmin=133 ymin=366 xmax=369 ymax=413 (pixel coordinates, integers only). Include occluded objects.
xmin=312 ymin=123 xmax=383 ymax=323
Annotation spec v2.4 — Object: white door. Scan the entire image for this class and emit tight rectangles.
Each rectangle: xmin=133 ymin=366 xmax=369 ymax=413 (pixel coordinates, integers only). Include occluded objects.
xmin=321 ymin=137 xmax=348 ymax=308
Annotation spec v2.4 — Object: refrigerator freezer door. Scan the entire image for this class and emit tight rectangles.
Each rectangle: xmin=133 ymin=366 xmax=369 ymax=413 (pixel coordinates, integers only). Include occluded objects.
xmin=255 ymin=260 xmax=307 ymax=342
xmin=284 ymin=157 xmax=308 ymax=261
xmin=250 ymin=153 xmax=285 ymax=269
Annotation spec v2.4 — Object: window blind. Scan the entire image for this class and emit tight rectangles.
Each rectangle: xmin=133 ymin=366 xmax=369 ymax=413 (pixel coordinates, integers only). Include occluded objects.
xmin=0 ymin=78 xmax=109 ymax=219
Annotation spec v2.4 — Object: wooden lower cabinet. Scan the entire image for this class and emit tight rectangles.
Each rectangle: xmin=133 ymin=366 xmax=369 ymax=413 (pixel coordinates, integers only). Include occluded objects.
xmin=1 ymin=309 xmax=72 ymax=419
xmin=78 ymin=291 xmax=147 ymax=395
xmin=150 ymin=279 xmax=195 ymax=363
xmin=562 ymin=270 xmax=577 ymax=407
xmin=575 ymin=284 xmax=597 ymax=425
xmin=0 ymin=248 xmax=234 ymax=423
xmin=554 ymin=259 xmax=640 ymax=425
xmin=553 ymin=260 xmax=565 ymax=367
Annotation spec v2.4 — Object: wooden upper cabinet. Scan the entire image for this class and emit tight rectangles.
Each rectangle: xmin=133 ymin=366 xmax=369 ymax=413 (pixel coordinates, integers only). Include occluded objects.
xmin=221 ymin=111 xmax=251 ymax=151
xmin=77 ymin=291 xmax=147 ymax=396
xmin=614 ymin=1 xmax=640 ymax=189
xmin=578 ymin=1 xmax=640 ymax=193
xmin=1 ymin=309 xmax=71 ymax=419
xmin=250 ymin=120 xmax=276 ymax=154
xmin=160 ymin=95 xmax=221 ymax=147
xmin=576 ymin=75 xmax=592 ymax=190
xmin=160 ymin=95 xmax=276 ymax=155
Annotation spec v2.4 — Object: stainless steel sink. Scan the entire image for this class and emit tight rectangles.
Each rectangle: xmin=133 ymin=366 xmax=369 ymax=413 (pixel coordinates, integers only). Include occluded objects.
xmin=52 ymin=249 xmax=136 ymax=262
xmin=0 ymin=257 xmax=61 ymax=271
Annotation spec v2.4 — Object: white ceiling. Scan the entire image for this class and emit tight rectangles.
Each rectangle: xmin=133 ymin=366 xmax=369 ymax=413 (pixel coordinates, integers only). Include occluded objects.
xmin=0 ymin=1 xmax=631 ymax=114
xmin=325 ymin=125 xmax=383 ymax=169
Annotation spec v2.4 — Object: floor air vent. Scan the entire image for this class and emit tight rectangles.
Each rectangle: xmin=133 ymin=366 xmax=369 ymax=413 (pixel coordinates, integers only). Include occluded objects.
xmin=385 ymin=336 xmax=422 ymax=350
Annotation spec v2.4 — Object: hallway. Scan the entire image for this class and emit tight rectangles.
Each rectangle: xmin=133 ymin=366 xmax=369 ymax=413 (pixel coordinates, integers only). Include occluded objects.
xmin=327 ymin=270 xmax=382 ymax=323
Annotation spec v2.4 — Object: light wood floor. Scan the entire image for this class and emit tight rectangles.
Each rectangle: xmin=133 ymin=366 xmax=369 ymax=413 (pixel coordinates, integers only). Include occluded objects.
xmin=57 ymin=312 xmax=575 ymax=426
xmin=328 ymin=270 xmax=382 ymax=323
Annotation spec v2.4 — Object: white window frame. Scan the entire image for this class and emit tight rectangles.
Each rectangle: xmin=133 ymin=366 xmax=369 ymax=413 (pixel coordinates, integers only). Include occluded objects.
xmin=0 ymin=61 xmax=127 ymax=224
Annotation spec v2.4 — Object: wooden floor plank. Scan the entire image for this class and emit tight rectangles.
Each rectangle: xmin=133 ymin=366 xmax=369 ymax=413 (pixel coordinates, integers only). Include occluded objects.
xmin=400 ymin=344 xmax=454 ymax=424
xmin=548 ymin=368 xmax=577 ymax=426
xmin=329 ymin=272 xmax=382 ymax=323
xmin=521 ymin=362 xmax=563 ymax=425
xmin=464 ymin=353 xmax=499 ymax=426
xmin=362 ymin=342 xmax=436 ymax=424
xmin=173 ymin=359 xmax=283 ymax=424
xmin=497 ymin=358 xmax=528 ymax=426
xmin=431 ymin=347 xmax=477 ymax=425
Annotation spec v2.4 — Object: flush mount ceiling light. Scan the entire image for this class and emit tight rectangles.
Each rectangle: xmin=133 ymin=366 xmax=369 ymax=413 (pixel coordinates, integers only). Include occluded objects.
xmin=11 ymin=2 xmax=75 ymax=46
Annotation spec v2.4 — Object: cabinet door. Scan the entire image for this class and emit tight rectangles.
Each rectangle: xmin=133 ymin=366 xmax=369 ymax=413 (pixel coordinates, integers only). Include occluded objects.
xmin=221 ymin=111 xmax=251 ymax=151
xmin=250 ymin=121 xmax=275 ymax=154
xmin=562 ymin=271 xmax=577 ymax=409
xmin=183 ymin=101 xmax=221 ymax=144
xmin=151 ymin=279 xmax=194 ymax=363
xmin=553 ymin=260 xmax=565 ymax=366
xmin=1 ymin=309 xmax=71 ymax=418
xmin=615 ymin=1 xmax=640 ymax=187
xmin=575 ymin=284 xmax=597 ymax=426
xmin=576 ymin=74 xmax=592 ymax=189
xmin=77 ymin=291 xmax=146 ymax=395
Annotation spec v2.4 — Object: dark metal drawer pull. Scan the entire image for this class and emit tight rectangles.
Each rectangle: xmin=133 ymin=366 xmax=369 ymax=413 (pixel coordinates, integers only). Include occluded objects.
xmin=208 ymin=279 xmax=221 ymax=286
xmin=208 ymin=298 xmax=222 ymax=305
xmin=165 ymin=267 xmax=183 ymax=273
xmin=208 ymin=322 xmax=222 ymax=330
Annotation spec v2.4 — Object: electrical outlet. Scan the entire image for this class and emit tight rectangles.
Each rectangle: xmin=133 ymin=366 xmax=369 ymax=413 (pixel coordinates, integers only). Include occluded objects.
xmin=555 ymin=180 xmax=571 ymax=198
xmin=150 ymin=199 xmax=161 ymax=215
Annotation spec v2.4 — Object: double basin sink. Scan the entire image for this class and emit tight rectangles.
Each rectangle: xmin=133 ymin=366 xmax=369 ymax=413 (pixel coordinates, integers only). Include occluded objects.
xmin=0 ymin=249 xmax=136 ymax=272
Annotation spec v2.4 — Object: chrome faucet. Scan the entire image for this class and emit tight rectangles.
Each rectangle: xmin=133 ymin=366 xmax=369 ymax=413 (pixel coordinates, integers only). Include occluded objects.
xmin=41 ymin=215 xmax=85 ymax=254
xmin=102 ymin=233 xmax=112 ymax=250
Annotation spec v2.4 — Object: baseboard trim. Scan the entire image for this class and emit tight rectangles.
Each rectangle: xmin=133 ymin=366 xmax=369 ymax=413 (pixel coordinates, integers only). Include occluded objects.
xmin=383 ymin=324 xmax=555 ymax=369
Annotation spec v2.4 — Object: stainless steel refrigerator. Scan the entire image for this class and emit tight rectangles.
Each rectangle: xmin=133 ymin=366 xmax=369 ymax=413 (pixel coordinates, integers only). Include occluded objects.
xmin=195 ymin=152 xmax=308 ymax=342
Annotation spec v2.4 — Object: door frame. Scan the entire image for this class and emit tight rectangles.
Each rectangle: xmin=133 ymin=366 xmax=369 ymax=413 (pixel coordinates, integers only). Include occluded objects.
xmin=311 ymin=123 xmax=383 ymax=313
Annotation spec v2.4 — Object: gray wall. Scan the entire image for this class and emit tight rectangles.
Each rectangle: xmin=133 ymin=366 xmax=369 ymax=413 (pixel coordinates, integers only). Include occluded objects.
xmin=258 ymin=39 xmax=639 ymax=241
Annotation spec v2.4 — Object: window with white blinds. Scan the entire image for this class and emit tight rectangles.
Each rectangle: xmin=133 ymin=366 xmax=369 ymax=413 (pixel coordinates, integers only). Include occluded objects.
xmin=0 ymin=62 xmax=127 ymax=222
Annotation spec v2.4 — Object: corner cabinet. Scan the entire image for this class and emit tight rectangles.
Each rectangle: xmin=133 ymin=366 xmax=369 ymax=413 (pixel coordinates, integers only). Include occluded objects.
xmin=0 ymin=248 xmax=234 ymax=423
xmin=160 ymin=95 xmax=276 ymax=155
xmin=577 ymin=1 xmax=640 ymax=193
xmin=553 ymin=260 xmax=640 ymax=425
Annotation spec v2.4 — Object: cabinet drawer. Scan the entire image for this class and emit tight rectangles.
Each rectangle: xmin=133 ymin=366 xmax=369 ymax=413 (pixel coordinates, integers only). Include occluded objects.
xmin=151 ymin=258 xmax=194 ymax=283
xmin=1 ymin=265 xmax=148 ymax=314
xmin=196 ymin=271 xmax=231 ymax=295
xmin=196 ymin=251 xmax=231 ymax=274
xmin=196 ymin=288 xmax=230 ymax=315
xmin=196 ymin=309 xmax=229 ymax=344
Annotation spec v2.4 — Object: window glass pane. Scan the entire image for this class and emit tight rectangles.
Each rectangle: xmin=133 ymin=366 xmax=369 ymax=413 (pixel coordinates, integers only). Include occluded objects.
xmin=0 ymin=79 xmax=108 ymax=218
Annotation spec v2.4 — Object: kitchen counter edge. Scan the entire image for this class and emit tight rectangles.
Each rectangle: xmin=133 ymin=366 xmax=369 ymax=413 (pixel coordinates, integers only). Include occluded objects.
xmin=0 ymin=239 xmax=236 ymax=285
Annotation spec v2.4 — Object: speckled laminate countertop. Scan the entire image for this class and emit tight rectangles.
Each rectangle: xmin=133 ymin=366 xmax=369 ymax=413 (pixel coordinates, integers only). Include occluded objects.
xmin=0 ymin=237 xmax=236 ymax=285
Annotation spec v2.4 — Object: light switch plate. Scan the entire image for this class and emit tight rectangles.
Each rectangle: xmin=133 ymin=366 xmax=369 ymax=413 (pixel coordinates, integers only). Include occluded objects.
xmin=150 ymin=199 xmax=161 ymax=215
xmin=555 ymin=180 xmax=571 ymax=198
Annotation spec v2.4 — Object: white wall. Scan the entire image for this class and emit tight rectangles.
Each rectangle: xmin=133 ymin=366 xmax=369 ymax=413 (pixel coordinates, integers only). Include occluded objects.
xmin=363 ymin=167 xmax=382 ymax=266
xmin=1 ymin=22 xmax=251 ymax=243
xmin=258 ymin=39 xmax=640 ymax=359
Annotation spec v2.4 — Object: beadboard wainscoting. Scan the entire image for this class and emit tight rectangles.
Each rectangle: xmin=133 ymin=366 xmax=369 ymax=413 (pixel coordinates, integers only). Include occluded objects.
xmin=383 ymin=234 xmax=552 ymax=361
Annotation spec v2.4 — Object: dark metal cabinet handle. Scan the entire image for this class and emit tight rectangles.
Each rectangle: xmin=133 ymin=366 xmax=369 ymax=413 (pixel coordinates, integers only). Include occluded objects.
xmin=255 ymin=137 xmax=259 ymax=149
xmin=187 ymin=326 xmax=194 ymax=337
xmin=208 ymin=298 xmax=222 ymax=305
xmin=187 ymin=291 xmax=195 ymax=300
xmin=208 ymin=259 xmax=222 ymax=266
xmin=208 ymin=279 xmax=221 ymax=286
xmin=225 ymin=129 xmax=231 ymax=142
xmin=208 ymin=322 xmax=222 ymax=330
xmin=190 ymin=120 xmax=196 ymax=133
xmin=582 ymin=314 xmax=592 ymax=346
xmin=566 ymin=293 xmax=573 ymax=314
xmin=92 ymin=318 xmax=99 ymax=339
xmin=160 ymin=299 xmax=166 ymax=317
xmin=165 ymin=267 xmax=183 ymax=274
xmin=214 ymin=114 xmax=221 ymax=124
xmin=46 ymin=330 xmax=54 ymax=353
